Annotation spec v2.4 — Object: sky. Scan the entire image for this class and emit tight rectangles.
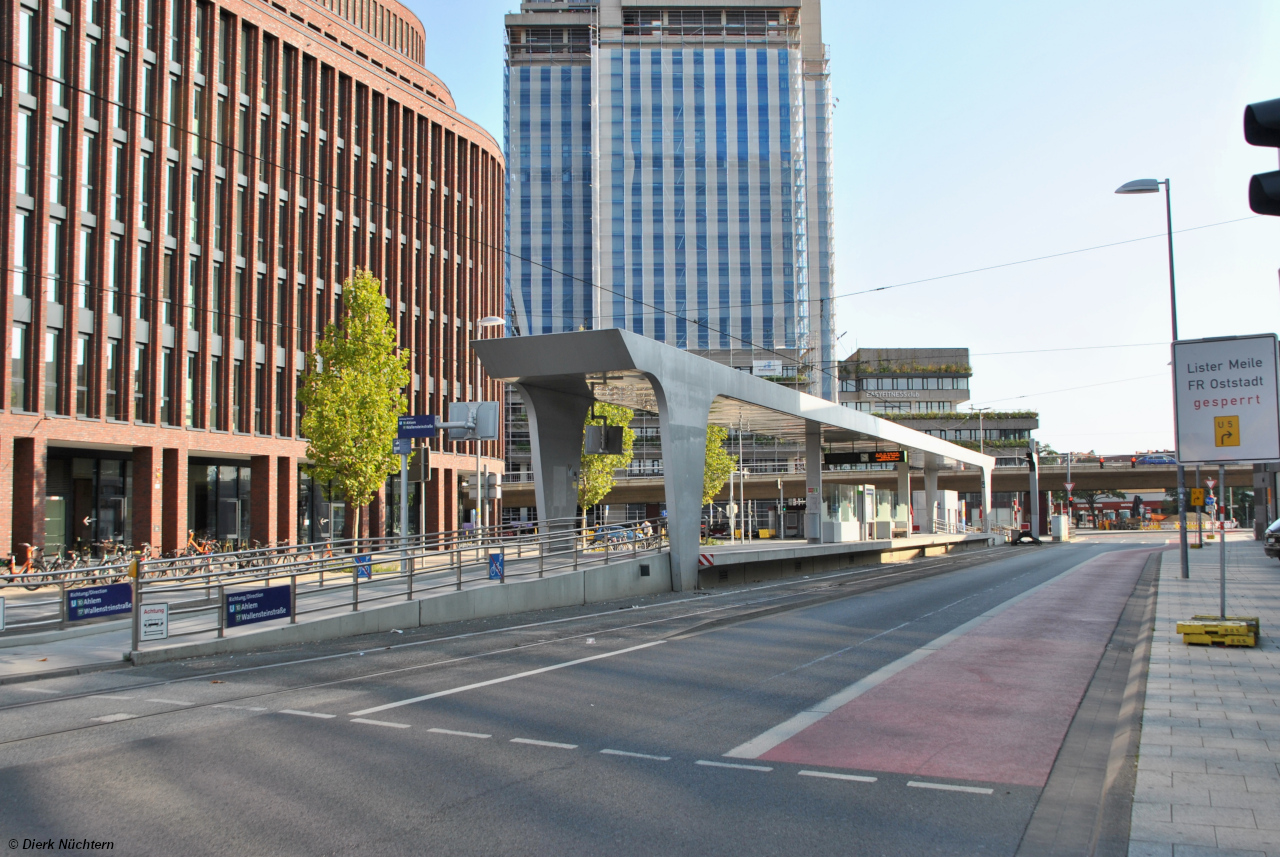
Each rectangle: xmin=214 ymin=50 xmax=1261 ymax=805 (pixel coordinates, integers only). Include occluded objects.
xmin=402 ymin=0 xmax=1280 ymax=455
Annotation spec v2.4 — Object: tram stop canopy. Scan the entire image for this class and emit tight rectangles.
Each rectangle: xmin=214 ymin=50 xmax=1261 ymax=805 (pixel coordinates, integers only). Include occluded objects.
xmin=475 ymin=329 xmax=995 ymax=592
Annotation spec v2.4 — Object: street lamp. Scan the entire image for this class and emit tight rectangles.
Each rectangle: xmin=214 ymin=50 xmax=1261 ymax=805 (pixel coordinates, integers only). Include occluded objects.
xmin=474 ymin=316 xmax=506 ymax=532
xmin=1115 ymin=177 xmax=1189 ymax=579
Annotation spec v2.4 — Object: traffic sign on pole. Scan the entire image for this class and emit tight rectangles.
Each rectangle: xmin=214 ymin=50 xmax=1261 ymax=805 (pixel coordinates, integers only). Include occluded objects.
xmin=1064 ymin=482 xmax=1075 ymax=492
xmin=397 ymin=414 xmax=438 ymax=439
xmin=1205 ymin=478 xmax=1217 ymax=489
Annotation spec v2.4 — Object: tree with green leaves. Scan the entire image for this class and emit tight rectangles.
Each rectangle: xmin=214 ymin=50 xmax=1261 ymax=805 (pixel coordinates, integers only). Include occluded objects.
xmin=578 ymin=402 xmax=635 ymax=513
xmin=703 ymin=424 xmax=737 ymax=505
xmin=297 ymin=269 xmax=410 ymax=540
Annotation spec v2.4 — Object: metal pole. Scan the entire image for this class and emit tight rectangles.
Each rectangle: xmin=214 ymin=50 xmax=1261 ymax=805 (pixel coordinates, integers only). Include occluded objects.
xmin=290 ymin=574 xmax=297 ymax=623
xmin=1219 ymin=463 xmax=1227 ymax=619
xmin=1196 ymin=464 xmax=1203 ymax=548
xmin=399 ymin=451 xmax=409 ymax=574
xmin=1163 ymin=179 xmax=1190 ymax=579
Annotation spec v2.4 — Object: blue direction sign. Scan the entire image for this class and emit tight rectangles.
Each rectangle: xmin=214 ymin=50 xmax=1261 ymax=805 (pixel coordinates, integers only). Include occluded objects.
xmin=66 ymin=583 xmax=133 ymax=622
xmin=488 ymin=553 xmax=505 ymax=581
xmin=355 ymin=554 xmax=373 ymax=579
xmin=398 ymin=414 xmax=437 ymax=439
xmin=225 ymin=585 xmax=291 ymax=628
xmin=392 ymin=437 xmax=412 ymax=455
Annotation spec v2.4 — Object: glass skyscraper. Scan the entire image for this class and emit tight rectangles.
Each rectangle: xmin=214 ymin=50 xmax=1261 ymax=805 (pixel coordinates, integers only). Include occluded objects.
xmin=504 ymin=0 xmax=835 ymax=399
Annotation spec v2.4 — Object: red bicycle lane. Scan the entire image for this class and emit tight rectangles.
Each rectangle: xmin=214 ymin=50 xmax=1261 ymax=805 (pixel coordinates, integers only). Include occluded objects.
xmin=751 ymin=548 xmax=1154 ymax=787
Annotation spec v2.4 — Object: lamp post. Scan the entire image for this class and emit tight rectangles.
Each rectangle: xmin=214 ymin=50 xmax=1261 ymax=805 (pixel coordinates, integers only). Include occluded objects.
xmin=1115 ymin=177 xmax=1189 ymax=579
xmin=474 ymin=316 xmax=505 ymax=533
xmin=969 ymin=406 xmax=991 ymax=455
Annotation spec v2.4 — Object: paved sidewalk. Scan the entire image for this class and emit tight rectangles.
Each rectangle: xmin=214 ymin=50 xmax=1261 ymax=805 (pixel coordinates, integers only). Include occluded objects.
xmin=1130 ymin=539 xmax=1280 ymax=857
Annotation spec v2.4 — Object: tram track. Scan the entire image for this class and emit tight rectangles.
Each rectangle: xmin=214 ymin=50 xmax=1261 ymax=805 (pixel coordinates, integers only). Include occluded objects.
xmin=0 ymin=543 xmax=1031 ymax=747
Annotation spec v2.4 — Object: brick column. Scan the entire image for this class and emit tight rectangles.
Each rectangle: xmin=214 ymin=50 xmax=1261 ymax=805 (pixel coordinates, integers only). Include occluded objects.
xmin=424 ymin=464 xmax=446 ymax=536
xmin=443 ymin=468 xmax=457 ymax=533
xmin=0 ymin=438 xmax=13 ymax=555
xmin=12 ymin=437 xmax=46 ymax=559
xmin=369 ymin=485 xmax=385 ymax=541
xmin=161 ymin=447 xmax=188 ymax=554
xmin=249 ymin=455 xmax=278 ymax=546
xmin=132 ymin=446 xmax=163 ymax=550
xmin=277 ymin=457 xmax=297 ymax=545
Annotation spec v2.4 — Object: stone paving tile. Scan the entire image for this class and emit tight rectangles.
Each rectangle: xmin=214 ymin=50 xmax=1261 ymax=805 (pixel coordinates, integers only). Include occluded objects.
xmin=1131 ymin=541 xmax=1280 ymax=856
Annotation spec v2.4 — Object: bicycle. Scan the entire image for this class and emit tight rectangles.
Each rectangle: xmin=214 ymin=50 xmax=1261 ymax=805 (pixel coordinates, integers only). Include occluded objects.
xmin=5 ymin=544 xmax=51 ymax=590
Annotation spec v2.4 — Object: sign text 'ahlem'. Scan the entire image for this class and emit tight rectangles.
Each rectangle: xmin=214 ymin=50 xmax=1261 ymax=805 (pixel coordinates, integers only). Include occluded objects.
xmin=1172 ymin=334 xmax=1280 ymax=464
xmin=66 ymin=583 xmax=133 ymax=622
xmin=225 ymin=585 xmax=292 ymax=628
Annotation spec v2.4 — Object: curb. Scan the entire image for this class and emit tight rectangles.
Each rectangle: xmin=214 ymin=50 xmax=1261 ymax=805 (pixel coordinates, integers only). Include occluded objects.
xmin=0 ymin=619 xmax=131 ymax=650
xmin=0 ymin=657 xmax=133 ymax=686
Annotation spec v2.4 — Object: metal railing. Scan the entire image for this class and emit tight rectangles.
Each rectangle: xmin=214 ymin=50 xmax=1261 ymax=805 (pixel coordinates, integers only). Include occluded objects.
xmin=0 ymin=518 xmax=669 ymax=645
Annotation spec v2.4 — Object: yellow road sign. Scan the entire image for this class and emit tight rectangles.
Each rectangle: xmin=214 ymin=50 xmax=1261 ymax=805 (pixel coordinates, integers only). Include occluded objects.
xmin=1190 ymin=488 xmax=1205 ymax=506
xmin=1215 ymin=415 xmax=1240 ymax=447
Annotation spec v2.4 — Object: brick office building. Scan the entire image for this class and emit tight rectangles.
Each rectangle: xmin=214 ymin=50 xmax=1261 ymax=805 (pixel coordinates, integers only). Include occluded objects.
xmin=1 ymin=0 xmax=504 ymax=556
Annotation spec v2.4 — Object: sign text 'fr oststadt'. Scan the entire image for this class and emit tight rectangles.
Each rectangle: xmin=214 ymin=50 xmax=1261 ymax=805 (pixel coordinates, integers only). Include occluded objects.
xmin=1172 ymin=334 xmax=1280 ymax=464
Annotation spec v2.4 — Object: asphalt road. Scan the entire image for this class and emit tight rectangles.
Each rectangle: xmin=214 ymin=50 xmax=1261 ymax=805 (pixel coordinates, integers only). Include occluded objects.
xmin=0 ymin=539 xmax=1164 ymax=856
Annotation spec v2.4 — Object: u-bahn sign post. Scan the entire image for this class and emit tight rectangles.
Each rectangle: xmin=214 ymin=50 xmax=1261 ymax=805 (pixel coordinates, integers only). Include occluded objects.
xmin=1172 ymin=333 xmax=1280 ymax=618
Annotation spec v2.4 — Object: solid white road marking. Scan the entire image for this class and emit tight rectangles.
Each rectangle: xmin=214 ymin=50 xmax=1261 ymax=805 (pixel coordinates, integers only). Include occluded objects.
xmin=351 ymin=718 xmax=411 ymax=729
xmin=907 ymin=781 xmax=994 ymax=795
xmin=348 ymin=640 xmax=666 ymax=716
xmin=279 ymin=709 xmax=337 ymax=719
xmin=724 ymin=557 xmax=1099 ymax=759
xmin=90 ymin=713 xmax=136 ymax=723
xmin=696 ymin=760 xmax=772 ymax=772
xmin=511 ymin=738 xmax=578 ymax=750
xmin=145 ymin=698 xmax=191 ymax=706
xmin=428 ymin=728 xmax=491 ymax=739
xmin=798 ymin=770 xmax=878 ymax=783
xmin=600 ymin=749 xmax=671 ymax=761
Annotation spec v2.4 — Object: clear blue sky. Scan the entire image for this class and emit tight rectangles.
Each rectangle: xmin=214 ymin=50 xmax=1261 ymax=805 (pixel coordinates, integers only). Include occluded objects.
xmin=403 ymin=0 xmax=1280 ymax=454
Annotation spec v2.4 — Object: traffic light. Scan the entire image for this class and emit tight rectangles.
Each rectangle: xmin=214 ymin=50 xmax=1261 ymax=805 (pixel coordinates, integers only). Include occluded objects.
xmin=1245 ymin=98 xmax=1280 ymax=215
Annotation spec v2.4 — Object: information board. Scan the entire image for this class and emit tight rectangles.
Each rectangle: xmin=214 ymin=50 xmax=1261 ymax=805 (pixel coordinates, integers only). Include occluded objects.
xmin=397 ymin=414 xmax=437 ymax=439
xmin=1173 ymin=334 xmax=1280 ymax=464
xmin=66 ymin=583 xmax=133 ymax=622
xmin=824 ymin=449 xmax=907 ymax=466
xmin=140 ymin=603 xmax=169 ymax=641
xmin=225 ymin=585 xmax=291 ymax=628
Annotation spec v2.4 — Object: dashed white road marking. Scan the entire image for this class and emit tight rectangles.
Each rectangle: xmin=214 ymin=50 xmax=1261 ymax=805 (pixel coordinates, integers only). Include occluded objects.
xmin=907 ymin=781 xmax=993 ymax=795
xmin=510 ymin=738 xmax=577 ymax=750
xmin=279 ymin=709 xmax=336 ymax=719
xmin=799 ymin=770 xmax=878 ymax=783
xmin=601 ymin=749 xmax=671 ymax=761
xmin=348 ymin=640 xmax=666 ymax=716
xmin=13 ymin=687 xmax=59 ymax=694
xmin=146 ymin=698 xmax=191 ymax=706
xmin=696 ymin=760 xmax=772 ymax=772
xmin=428 ymin=727 xmax=491 ymax=739
xmin=95 ymin=695 xmax=136 ymax=701
xmin=90 ymin=713 xmax=136 ymax=723
xmin=351 ymin=718 xmax=411 ymax=729
xmin=213 ymin=704 xmax=267 ymax=711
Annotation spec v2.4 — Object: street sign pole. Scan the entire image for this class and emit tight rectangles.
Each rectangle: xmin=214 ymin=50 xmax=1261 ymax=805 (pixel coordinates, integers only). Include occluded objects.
xmin=400 ymin=449 xmax=409 ymax=572
xmin=1219 ymin=464 xmax=1227 ymax=619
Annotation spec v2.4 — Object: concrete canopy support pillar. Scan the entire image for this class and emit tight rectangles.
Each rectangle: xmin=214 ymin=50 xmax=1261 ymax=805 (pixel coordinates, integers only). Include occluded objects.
xmin=923 ymin=462 xmax=940 ymax=535
xmin=650 ymin=378 xmax=715 ymax=593
xmin=132 ymin=446 xmax=162 ymax=550
xmin=514 ymin=381 xmax=593 ymax=545
xmin=12 ymin=437 xmax=45 ymax=558
xmin=896 ymin=459 xmax=911 ymax=528
xmin=277 ymin=457 xmax=297 ymax=545
xmin=161 ymin=447 xmax=188 ymax=554
xmin=981 ymin=465 xmax=993 ymax=533
xmin=249 ymin=455 xmax=278 ymax=546
xmin=805 ymin=421 xmax=822 ymax=544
